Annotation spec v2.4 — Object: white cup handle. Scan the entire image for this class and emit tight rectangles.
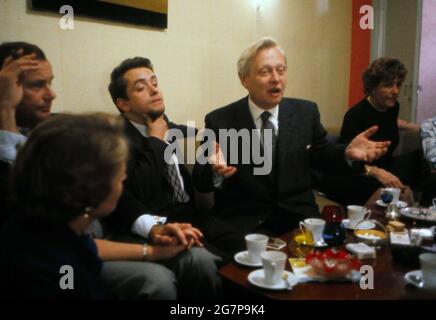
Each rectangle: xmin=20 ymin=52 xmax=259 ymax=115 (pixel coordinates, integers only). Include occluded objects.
xmin=299 ymin=221 xmax=306 ymax=233
xmin=364 ymin=209 xmax=371 ymax=220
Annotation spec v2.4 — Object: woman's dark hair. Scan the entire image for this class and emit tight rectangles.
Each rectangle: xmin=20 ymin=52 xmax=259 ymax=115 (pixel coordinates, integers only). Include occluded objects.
xmin=11 ymin=113 xmax=128 ymax=224
xmin=362 ymin=57 xmax=408 ymax=96
xmin=108 ymin=57 xmax=154 ymax=105
xmin=0 ymin=41 xmax=46 ymax=68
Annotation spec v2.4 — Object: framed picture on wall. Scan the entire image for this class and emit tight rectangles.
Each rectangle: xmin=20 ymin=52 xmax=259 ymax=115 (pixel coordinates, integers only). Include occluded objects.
xmin=31 ymin=0 xmax=168 ymax=29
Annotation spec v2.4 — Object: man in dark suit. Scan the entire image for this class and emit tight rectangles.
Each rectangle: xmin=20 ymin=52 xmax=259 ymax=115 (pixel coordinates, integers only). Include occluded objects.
xmin=104 ymin=57 xmax=242 ymax=259
xmin=193 ymin=37 xmax=390 ymax=238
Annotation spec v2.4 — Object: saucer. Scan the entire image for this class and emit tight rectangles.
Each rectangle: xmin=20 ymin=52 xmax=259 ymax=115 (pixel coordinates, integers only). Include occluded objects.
xmin=376 ymin=200 xmax=408 ymax=208
xmin=314 ymin=240 xmax=328 ymax=247
xmin=405 ymin=270 xmax=424 ymax=288
xmin=247 ymin=269 xmax=298 ymax=290
xmin=342 ymin=219 xmax=375 ymax=230
xmin=400 ymin=207 xmax=436 ymax=222
xmin=234 ymin=251 xmax=262 ymax=267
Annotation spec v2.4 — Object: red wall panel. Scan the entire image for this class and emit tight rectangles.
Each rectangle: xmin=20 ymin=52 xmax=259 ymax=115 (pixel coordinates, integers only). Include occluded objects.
xmin=348 ymin=0 xmax=372 ymax=108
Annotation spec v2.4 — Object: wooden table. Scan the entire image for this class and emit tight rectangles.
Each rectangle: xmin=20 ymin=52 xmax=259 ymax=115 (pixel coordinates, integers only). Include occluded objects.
xmin=219 ymin=202 xmax=436 ymax=300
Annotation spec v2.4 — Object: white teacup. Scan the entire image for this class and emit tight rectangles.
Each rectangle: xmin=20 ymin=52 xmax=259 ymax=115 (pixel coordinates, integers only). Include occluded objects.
xmin=245 ymin=234 xmax=268 ymax=264
xmin=431 ymin=226 xmax=436 ymax=243
xmin=300 ymin=218 xmax=326 ymax=243
xmin=420 ymin=253 xmax=436 ymax=289
xmin=430 ymin=198 xmax=436 ymax=213
xmin=261 ymin=251 xmax=287 ymax=285
xmin=347 ymin=205 xmax=371 ymax=228
xmin=382 ymin=187 xmax=401 ymax=204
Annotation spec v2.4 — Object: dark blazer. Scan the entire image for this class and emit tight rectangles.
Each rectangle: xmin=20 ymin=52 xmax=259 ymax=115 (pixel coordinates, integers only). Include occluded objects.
xmin=103 ymin=116 xmax=196 ymax=236
xmin=192 ymin=97 xmax=348 ymax=232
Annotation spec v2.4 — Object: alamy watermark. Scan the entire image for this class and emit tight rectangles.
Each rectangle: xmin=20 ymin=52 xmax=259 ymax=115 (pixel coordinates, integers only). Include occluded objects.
xmin=360 ymin=5 xmax=374 ymax=30
xmin=359 ymin=265 xmax=374 ymax=290
xmin=163 ymin=121 xmax=274 ymax=176
xmin=59 ymin=265 xmax=74 ymax=290
xmin=59 ymin=5 xmax=74 ymax=30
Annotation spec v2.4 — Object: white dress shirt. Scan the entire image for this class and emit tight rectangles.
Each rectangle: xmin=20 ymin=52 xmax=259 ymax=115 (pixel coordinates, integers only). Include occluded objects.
xmin=248 ymin=98 xmax=279 ymax=135
xmin=213 ymin=98 xmax=280 ymax=187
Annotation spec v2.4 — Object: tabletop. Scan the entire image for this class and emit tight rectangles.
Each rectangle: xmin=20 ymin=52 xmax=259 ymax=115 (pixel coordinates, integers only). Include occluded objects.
xmin=218 ymin=198 xmax=436 ymax=300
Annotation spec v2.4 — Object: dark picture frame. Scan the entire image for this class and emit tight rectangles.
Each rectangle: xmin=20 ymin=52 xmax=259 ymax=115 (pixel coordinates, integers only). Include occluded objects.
xmin=31 ymin=0 xmax=168 ymax=29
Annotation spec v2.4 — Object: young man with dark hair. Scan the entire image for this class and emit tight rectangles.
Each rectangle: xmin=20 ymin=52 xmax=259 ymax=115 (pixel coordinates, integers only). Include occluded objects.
xmin=105 ymin=57 xmax=243 ymax=258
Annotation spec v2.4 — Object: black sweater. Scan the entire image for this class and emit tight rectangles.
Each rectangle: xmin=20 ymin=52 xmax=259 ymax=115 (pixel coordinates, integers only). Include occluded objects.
xmin=339 ymin=98 xmax=399 ymax=169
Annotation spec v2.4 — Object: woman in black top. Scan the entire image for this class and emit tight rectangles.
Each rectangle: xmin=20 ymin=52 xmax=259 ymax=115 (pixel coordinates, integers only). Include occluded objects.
xmin=315 ymin=57 xmax=413 ymax=205
xmin=339 ymin=57 xmax=406 ymax=187
xmin=0 ymin=114 xmax=128 ymax=299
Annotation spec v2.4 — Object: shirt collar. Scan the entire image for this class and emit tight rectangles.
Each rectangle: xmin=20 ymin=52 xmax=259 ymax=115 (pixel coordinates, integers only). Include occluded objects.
xmin=248 ymin=97 xmax=279 ymax=123
xmin=129 ymin=120 xmax=149 ymax=138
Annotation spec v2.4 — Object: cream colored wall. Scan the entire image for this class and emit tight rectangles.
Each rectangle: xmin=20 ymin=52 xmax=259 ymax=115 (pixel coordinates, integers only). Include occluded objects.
xmin=0 ymin=0 xmax=351 ymax=128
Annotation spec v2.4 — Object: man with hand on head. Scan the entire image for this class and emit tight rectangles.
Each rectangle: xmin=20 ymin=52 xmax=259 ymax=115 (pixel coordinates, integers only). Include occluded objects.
xmin=0 ymin=42 xmax=56 ymax=226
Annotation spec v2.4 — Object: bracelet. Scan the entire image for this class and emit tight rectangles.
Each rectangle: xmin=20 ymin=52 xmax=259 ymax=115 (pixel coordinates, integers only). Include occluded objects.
xmin=142 ymin=243 xmax=148 ymax=260
xmin=365 ymin=165 xmax=376 ymax=176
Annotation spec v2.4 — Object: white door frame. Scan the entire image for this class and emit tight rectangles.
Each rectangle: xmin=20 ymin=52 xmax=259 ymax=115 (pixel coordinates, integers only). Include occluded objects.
xmin=370 ymin=0 xmax=423 ymax=122
xmin=411 ymin=0 xmax=423 ymax=122
xmin=371 ymin=0 xmax=387 ymax=61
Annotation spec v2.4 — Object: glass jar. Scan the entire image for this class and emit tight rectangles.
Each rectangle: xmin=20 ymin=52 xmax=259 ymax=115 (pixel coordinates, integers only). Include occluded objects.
xmin=321 ymin=205 xmax=346 ymax=247
xmin=288 ymin=228 xmax=314 ymax=258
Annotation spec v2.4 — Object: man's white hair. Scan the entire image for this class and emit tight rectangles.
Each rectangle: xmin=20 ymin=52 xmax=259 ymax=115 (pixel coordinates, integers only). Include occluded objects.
xmin=237 ymin=37 xmax=287 ymax=77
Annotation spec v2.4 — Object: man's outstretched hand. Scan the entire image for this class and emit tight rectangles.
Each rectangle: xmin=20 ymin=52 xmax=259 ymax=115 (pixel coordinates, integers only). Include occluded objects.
xmin=345 ymin=126 xmax=391 ymax=162
xmin=209 ymin=141 xmax=237 ymax=178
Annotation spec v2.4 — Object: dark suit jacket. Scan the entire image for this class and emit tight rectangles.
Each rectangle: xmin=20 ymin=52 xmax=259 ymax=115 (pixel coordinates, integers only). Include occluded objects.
xmin=192 ymin=97 xmax=348 ymax=232
xmin=103 ymin=116 xmax=197 ymax=236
